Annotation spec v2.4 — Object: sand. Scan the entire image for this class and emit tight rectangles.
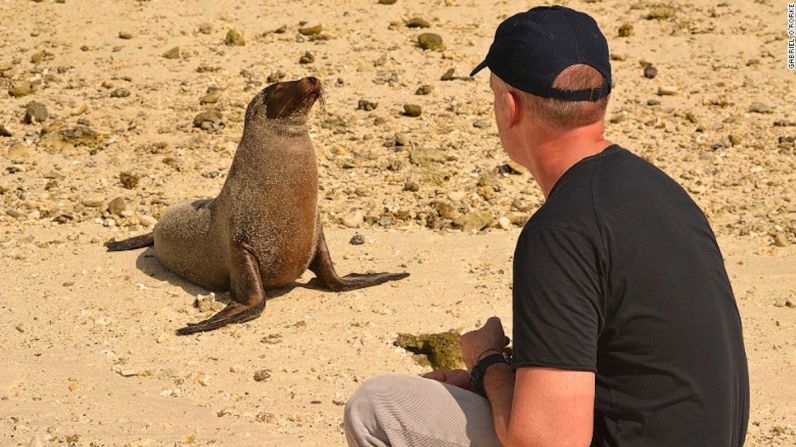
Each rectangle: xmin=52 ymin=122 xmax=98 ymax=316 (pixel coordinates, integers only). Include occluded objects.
xmin=1 ymin=0 xmax=794 ymax=445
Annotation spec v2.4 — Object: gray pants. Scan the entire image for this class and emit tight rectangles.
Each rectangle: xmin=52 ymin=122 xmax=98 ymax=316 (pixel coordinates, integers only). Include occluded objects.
xmin=343 ymin=373 xmax=502 ymax=447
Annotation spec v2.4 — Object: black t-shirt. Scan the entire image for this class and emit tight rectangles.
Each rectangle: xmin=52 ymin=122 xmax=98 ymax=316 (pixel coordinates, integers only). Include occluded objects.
xmin=511 ymin=144 xmax=749 ymax=446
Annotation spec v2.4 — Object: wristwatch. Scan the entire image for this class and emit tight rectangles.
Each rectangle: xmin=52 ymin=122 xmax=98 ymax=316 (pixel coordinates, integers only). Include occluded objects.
xmin=470 ymin=351 xmax=511 ymax=397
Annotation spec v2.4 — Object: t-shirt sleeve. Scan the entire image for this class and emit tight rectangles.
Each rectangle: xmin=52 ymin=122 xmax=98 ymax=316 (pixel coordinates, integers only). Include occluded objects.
xmin=511 ymin=225 xmax=603 ymax=372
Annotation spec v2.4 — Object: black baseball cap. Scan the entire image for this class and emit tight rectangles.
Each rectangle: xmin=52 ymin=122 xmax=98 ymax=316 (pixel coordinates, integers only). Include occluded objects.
xmin=470 ymin=5 xmax=612 ymax=102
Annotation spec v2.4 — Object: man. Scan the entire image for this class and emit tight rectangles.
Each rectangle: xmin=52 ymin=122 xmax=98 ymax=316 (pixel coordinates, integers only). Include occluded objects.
xmin=344 ymin=5 xmax=749 ymax=446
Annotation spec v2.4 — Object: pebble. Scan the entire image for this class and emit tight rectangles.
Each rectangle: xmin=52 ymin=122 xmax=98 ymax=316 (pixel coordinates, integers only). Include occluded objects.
xmin=299 ymin=51 xmax=315 ymax=64
xmin=108 ymin=197 xmax=126 ymax=216
xmin=349 ymin=234 xmax=365 ymax=245
xmin=118 ymin=31 xmax=133 ymax=39
xmin=440 ymin=68 xmax=456 ymax=81
xmin=378 ymin=0 xmax=398 ymax=4
xmin=198 ymin=23 xmax=213 ymax=34
xmin=194 ymin=292 xmax=218 ymax=312
xmin=225 ymin=29 xmax=245 ymax=46
xmin=657 ymin=85 xmax=678 ymax=96
xmin=81 ymin=196 xmax=104 ymax=208
xmin=110 ymin=88 xmax=130 ymax=98
xmin=119 ymin=171 xmax=140 ymax=189
xmin=747 ymin=102 xmax=772 ymax=114
xmin=406 ymin=17 xmax=431 ymax=28
xmin=23 ymin=101 xmax=48 ymax=124
xmin=193 ymin=110 xmax=224 ymax=130
xmin=163 ymin=46 xmax=181 ymax=59
xmin=617 ymin=23 xmax=634 ymax=37
xmin=341 ymin=211 xmax=364 ymax=228
xmin=138 ymin=215 xmax=157 ymax=227
xmin=647 ymin=98 xmax=661 ymax=106
xmin=71 ymin=103 xmax=87 ymax=116
xmin=454 ymin=210 xmax=493 ymax=231
xmin=253 ymin=369 xmax=271 ymax=382
xmin=0 ymin=124 xmax=11 ymax=137
xmin=8 ymin=80 xmax=32 ymax=97
xmin=199 ymin=86 xmax=222 ymax=105
xmin=643 ymin=64 xmax=658 ymax=79
xmin=472 ymin=119 xmax=490 ymax=129
xmin=357 ymin=99 xmax=378 ymax=111
xmin=417 ymin=33 xmax=444 ymax=51
xmin=298 ymin=24 xmax=323 ymax=35
xmin=773 ymin=233 xmax=789 ymax=247
xmin=30 ymin=50 xmax=48 ymax=64
xmin=415 ymin=84 xmax=432 ymax=95
xmin=403 ymin=104 xmax=422 ymax=117
xmin=497 ymin=216 xmax=512 ymax=230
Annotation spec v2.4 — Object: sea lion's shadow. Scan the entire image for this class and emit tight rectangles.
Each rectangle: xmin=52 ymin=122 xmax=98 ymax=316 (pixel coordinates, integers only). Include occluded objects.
xmin=133 ymin=248 xmax=317 ymax=304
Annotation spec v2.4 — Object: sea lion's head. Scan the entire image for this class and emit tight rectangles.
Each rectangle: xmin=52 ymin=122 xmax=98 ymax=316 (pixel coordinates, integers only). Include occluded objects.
xmin=245 ymin=77 xmax=323 ymax=128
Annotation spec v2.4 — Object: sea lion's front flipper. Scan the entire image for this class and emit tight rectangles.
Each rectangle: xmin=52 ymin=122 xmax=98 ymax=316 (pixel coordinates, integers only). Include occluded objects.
xmin=176 ymin=241 xmax=266 ymax=335
xmin=309 ymin=229 xmax=409 ymax=292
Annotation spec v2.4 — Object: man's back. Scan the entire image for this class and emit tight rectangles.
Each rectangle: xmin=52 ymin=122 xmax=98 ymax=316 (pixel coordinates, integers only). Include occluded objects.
xmin=513 ymin=144 xmax=749 ymax=445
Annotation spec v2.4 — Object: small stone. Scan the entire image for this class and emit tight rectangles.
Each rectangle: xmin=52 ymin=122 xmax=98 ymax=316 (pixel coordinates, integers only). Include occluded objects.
xmin=267 ymin=70 xmax=286 ymax=83
xmin=473 ymin=119 xmax=490 ymax=129
xmin=617 ymin=23 xmax=634 ymax=37
xmin=8 ymin=143 xmax=30 ymax=161
xmin=256 ymin=412 xmax=276 ymax=423
xmin=410 ymin=147 xmax=445 ymax=166
xmin=406 ymin=17 xmax=431 ymax=28
xmin=110 ymin=88 xmax=130 ymax=98
xmin=194 ymin=292 xmax=218 ymax=312
xmin=198 ymin=23 xmax=213 ymax=34
xmin=728 ymin=134 xmax=741 ymax=146
xmin=341 ymin=211 xmax=364 ymax=228
xmin=298 ymin=24 xmax=323 ymax=35
xmin=378 ymin=0 xmax=397 ymax=4
xmin=403 ymin=104 xmax=422 ymax=117
xmin=200 ymin=86 xmax=222 ymax=105
xmin=162 ymin=46 xmax=181 ymax=59
xmin=9 ymin=80 xmax=32 ymax=97
xmin=193 ymin=110 xmax=224 ymax=130
xmin=646 ymin=5 xmax=676 ymax=20
xmin=0 ymin=124 xmax=11 ymax=137
xmin=225 ymin=29 xmax=246 ymax=46
xmin=497 ymin=216 xmax=512 ymax=229
xmin=748 ymin=102 xmax=772 ymax=114
xmin=357 ymin=99 xmax=378 ymax=111
xmin=299 ymin=51 xmax=315 ymax=64
xmin=23 ymin=101 xmax=48 ymax=124
xmin=139 ymin=215 xmax=157 ymax=227
xmin=415 ymin=84 xmax=432 ymax=95
xmin=108 ymin=197 xmax=126 ymax=216
xmin=30 ymin=50 xmax=48 ymax=64
xmin=118 ymin=31 xmax=133 ymax=39
xmin=643 ymin=65 xmax=657 ymax=79
xmin=440 ymin=68 xmax=456 ymax=81
xmin=657 ymin=85 xmax=678 ymax=96
xmin=253 ymin=369 xmax=271 ymax=382
xmin=394 ymin=133 xmax=408 ymax=146
xmin=773 ymin=233 xmax=789 ymax=247
xmin=120 ymin=369 xmax=139 ymax=377
xmin=647 ymin=98 xmax=661 ymax=106
xmin=71 ymin=103 xmax=87 ymax=116
xmin=454 ymin=210 xmax=493 ymax=231
xmin=81 ymin=196 xmax=104 ymax=208
xmin=417 ymin=33 xmax=444 ymax=51
xmin=119 ymin=171 xmax=140 ymax=189
xmin=349 ymin=234 xmax=365 ymax=245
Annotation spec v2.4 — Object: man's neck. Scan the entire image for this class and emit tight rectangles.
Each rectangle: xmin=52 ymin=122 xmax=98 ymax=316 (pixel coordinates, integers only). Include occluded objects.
xmin=524 ymin=121 xmax=613 ymax=198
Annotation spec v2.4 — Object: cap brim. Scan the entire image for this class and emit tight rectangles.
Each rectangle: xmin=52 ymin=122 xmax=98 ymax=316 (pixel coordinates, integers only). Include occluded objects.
xmin=469 ymin=59 xmax=489 ymax=77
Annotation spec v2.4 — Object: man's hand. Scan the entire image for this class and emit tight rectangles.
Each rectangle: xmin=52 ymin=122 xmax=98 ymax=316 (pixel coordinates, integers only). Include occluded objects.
xmin=422 ymin=368 xmax=472 ymax=390
xmin=460 ymin=316 xmax=511 ymax=371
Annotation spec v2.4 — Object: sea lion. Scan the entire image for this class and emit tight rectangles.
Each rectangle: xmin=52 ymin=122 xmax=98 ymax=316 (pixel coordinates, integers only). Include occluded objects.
xmin=106 ymin=77 xmax=409 ymax=335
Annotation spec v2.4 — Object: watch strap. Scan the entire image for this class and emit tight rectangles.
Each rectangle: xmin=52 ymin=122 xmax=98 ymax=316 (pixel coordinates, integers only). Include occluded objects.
xmin=470 ymin=352 xmax=510 ymax=397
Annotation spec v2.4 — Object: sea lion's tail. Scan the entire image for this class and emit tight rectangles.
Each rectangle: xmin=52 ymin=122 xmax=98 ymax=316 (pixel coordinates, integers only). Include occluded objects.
xmin=105 ymin=232 xmax=155 ymax=252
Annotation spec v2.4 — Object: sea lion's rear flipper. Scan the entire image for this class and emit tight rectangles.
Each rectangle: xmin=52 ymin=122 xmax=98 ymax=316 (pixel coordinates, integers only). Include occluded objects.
xmin=176 ymin=241 xmax=266 ymax=335
xmin=105 ymin=232 xmax=155 ymax=252
xmin=309 ymin=229 xmax=410 ymax=292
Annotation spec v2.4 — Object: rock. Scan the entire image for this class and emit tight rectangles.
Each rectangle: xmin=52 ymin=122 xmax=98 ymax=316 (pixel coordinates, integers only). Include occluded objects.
xmin=199 ymin=86 xmax=222 ymax=105
xmin=403 ymin=104 xmax=422 ymax=117
xmin=410 ymin=147 xmax=445 ymax=166
xmin=119 ymin=171 xmax=140 ymax=189
xmin=643 ymin=65 xmax=657 ymax=79
xmin=647 ymin=98 xmax=661 ymax=106
xmin=194 ymin=292 xmax=219 ymax=312
xmin=70 ymin=103 xmax=87 ymax=116
xmin=299 ymin=51 xmax=315 ymax=64
xmin=193 ymin=110 xmax=224 ymax=130
xmin=405 ymin=17 xmax=431 ymax=28
xmin=394 ymin=132 xmax=408 ymax=147
xmin=657 ymin=85 xmax=678 ymax=96
xmin=8 ymin=143 xmax=30 ymax=161
xmin=454 ymin=210 xmax=493 ymax=231
xmin=472 ymin=119 xmax=490 ymax=129
xmin=267 ymin=70 xmax=286 ymax=83
xmin=394 ymin=330 xmax=464 ymax=369
xmin=8 ymin=80 xmax=32 ymax=97
xmin=728 ymin=133 xmax=742 ymax=146
xmin=118 ymin=31 xmax=133 ymax=39
xmin=110 ymin=88 xmax=130 ymax=98
xmin=81 ymin=196 xmax=104 ymax=207
xmin=349 ymin=234 xmax=365 ymax=245
xmin=225 ymin=29 xmax=245 ymax=46
xmin=341 ymin=211 xmax=364 ymax=228
xmin=0 ymin=124 xmax=11 ymax=137
xmin=357 ymin=99 xmax=378 ymax=111
xmin=253 ymin=369 xmax=271 ymax=382
xmin=617 ymin=23 xmax=634 ymax=37
xmin=748 ymin=102 xmax=772 ymax=114
xmin=440 ymin=68 xmax=456 ymax=81
xmin=498 ymin=216 xmax=512 ymax=229
xmin=298 ymin=24 xmax=323 ymax=35
xmin=46 ymin=125 xmax=101 ymax=149
xmin=30 ymin=50 xmax=48 ymax=64
xmin=415 ymin=84 xmax=432 ymax=95
xmin=646 ymin=5 xmax=676 ymax=20
xmin=773 ymin=233 xmax=789 ymax=247
xmin=417 ymin=33 xmax=444 ymax=51
xmin=108 ymin=197 xmax=126 ymax=216
xmin=378 ymin=0 xmax=398 ymax=4
xmin=198 ymin=23 xmax=213 ymax=34
xmin=23 ymin=101 xmax=48 ymax=124
xmin=162 ymin=46 xmax=181 ymax=59
xmin=138 ymin=215 xmax=157 ymax=227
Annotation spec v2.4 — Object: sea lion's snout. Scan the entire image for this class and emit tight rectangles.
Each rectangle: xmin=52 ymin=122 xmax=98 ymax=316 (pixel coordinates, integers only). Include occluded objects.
xmin=262 ymin=77 xmax=323 ymax=120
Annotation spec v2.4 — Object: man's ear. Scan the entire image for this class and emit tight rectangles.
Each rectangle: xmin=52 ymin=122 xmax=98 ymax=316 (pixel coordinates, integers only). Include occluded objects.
xmin=505 ymin=90 xmax=523 ymax=129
